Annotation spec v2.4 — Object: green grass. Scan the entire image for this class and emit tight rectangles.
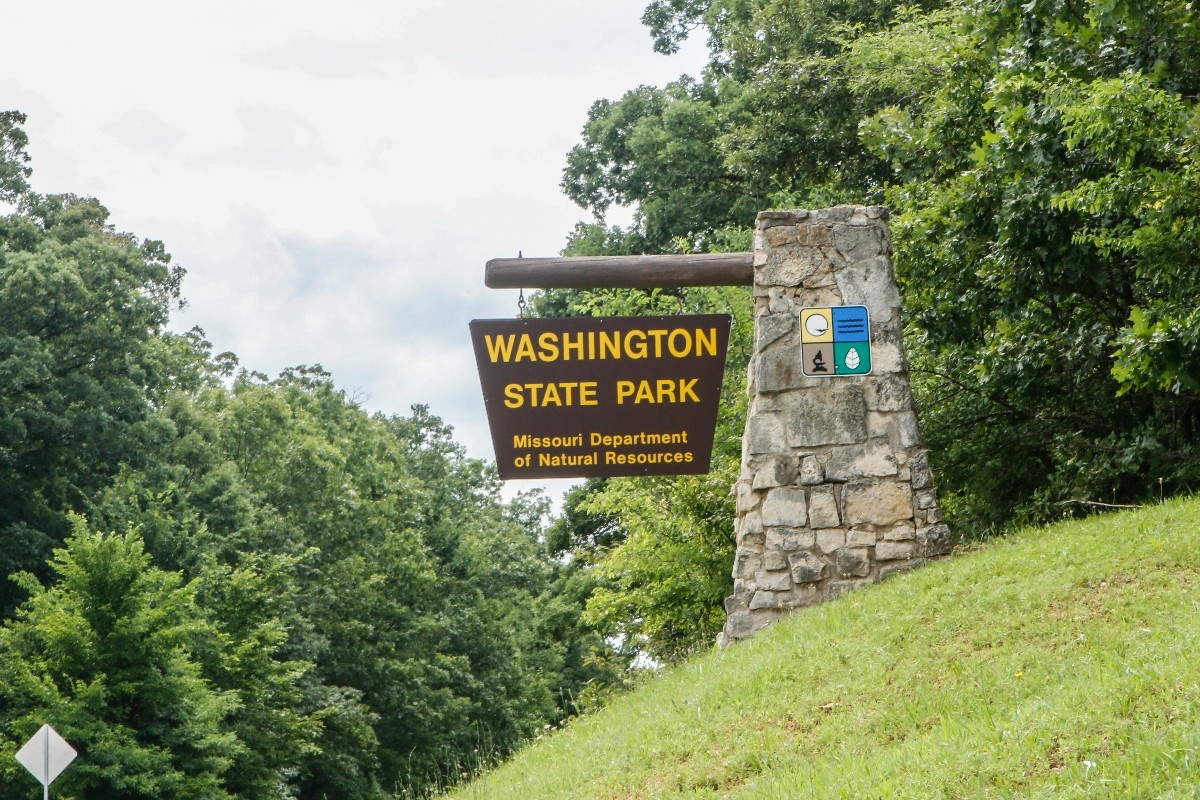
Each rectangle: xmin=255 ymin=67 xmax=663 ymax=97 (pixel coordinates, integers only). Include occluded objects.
xmin=447 ymin=498 xmax=1200 ymax=799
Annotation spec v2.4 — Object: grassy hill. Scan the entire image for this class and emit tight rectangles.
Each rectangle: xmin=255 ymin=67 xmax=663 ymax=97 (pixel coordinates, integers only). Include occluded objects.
xmin=447 ymin=498 xmax=1200 ymax=799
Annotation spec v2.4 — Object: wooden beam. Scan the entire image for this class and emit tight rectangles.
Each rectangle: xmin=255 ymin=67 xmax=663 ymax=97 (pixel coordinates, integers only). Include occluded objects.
xmin=485 ymin=253 xmax=754 ymax=289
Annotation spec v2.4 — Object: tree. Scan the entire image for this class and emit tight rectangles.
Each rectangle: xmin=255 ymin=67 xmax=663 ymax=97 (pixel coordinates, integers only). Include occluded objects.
xmin=0 ymin=520 xmax=239 ymax=799
xmin=0 ymin=183 xmax=187 ymax=615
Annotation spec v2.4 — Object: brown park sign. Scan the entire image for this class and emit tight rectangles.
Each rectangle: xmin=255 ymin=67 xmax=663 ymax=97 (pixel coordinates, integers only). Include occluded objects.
xmin=470 ymin=315 xmax=732 ymax=479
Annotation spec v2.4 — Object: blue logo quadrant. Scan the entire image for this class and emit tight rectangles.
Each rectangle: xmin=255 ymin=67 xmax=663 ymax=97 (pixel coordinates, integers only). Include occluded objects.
xmin=831 ymin=306 xmax=870 ymax=342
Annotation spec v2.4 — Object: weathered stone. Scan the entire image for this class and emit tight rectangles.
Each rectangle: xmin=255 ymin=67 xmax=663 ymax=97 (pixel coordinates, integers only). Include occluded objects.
xmin=816 ymin=529 xmax=845 ymax=554
xmin=870 ymin=340 xmax=905 ymax=374
xmin=837 ymin=546 xmax=872 ymax=578
xmin=842 ymin=479 xmax=913 ymax=527
xmin=875 ymin=540 xmax=915 ymax=561
xmin=765 ymin=528 xmax=816 ymax=552
xmin=896 ymin=411 xmax=921 ymax=449
xmin=740 ymin=509 xmax=765 ymax=535
xmin=752 ymin=457 xmax=797 ymax=490
xmin=724 ymin=594 xmax=748 ymax=615
xmin=910 ymin=450 xmax=933 ymax=490
xmin=763 ymin=550 xmax=789 ymax=571
xmin=763 ymin=224 xmax=798 ymax=247
xmin=720 ymin=610 xmax=775 ymax=643
xmin=782 ymin=384 xmax=868 ymax=447
xmin=824 ymin=439 xmax=899 ymax=481
xmin=883 ymin=522 xmax=915 ymax=541
xmin=740 ymin=530 xmax=766 ymax=550
xmin=767 ymin=287 xmax=796 ymax=314
xmin=736 ymin=481 xmax=760 ymax=514
xmin=918 ymin=523 xmax=953 ymax=557
xmin=916 ymin=489 xmax=938 ymax=510
xmin=798 ymin=457 xmax=823 ymax=486
xmin=755 ymin=569 xmax=793 ymax=592
xmin=746 ymin=413 xmax=786 ymax=455
xmin=759 ymin=248 xmax=826 ymax=287
xmin=807 ymin=485 xmax=840 ymax=529
xmin=756 ymin=344 xmax=811 ymax=393
xmin=796 ymin=222 xmax=834 ymax=247
xmin=812 ymin=206 xmax=855 ymax=223
xmin=847 ymin=529 xmax=877 ymax=547
xmin=863 ymin=375 xmax=913 ymax=412
xmin=833 ymin=255 xmax=902 ymax=314
xmin=926 ymin=506 xmax=944 ymax=523
xmin=832 ymin=223 xmax=885 ymax=261
xmin=762 ymin=487 xmax=808 ymax=528
xmin=758 ymin=210 xmax=804 ymax=227
xmin=733 ymin=551 xmax=763 ymax=578
xmin=789 ymin=551 xmax=827 ymax=584
xmin=756 ymin=311 xmax=795 ymax=350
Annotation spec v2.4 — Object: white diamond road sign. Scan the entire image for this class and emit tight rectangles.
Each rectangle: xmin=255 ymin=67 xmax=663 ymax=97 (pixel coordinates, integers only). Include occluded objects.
xmin=15 ymin=724 xmax=76 ymax=793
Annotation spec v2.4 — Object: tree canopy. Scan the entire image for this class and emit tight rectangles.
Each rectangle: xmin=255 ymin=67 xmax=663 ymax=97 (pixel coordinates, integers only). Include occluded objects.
xmin=0 ymin=117 xmax=624 ymax=799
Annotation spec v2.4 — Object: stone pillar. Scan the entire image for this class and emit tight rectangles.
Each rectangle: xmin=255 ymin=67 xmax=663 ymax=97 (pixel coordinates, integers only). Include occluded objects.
xmin=719 ymin=206 xmax=950 ymax=645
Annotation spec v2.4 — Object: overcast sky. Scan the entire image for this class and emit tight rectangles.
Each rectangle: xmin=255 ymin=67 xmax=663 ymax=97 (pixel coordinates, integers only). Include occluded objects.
xmin=4 ymin=1 xmax=708 ymax=506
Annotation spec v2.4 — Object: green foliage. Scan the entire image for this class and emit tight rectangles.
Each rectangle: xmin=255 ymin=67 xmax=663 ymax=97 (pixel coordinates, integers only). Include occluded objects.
xmin=0 ymin=116 xmax=635 ymax=798
xmin=0 ymin=187 xmax=186 ymax=615
xmin=0 ymin=519 xmax=240 ymax=799
xmin=534 ymin=281 xmax=752 ymax=663
xmin=558 ymin=0 xmax=1200 ymax=538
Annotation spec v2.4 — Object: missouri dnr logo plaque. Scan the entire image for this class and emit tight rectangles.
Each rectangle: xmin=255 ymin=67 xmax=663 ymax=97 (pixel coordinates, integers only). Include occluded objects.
xmin=469 ymin=315 xmax=731 ymax=480
xmin=799 ymin=305 xmax=872 ymax=377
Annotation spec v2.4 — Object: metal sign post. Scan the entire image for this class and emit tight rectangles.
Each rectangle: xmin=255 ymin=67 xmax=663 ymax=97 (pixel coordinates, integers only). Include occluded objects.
xmin=15 ymin=724 xmax=76 ymax=800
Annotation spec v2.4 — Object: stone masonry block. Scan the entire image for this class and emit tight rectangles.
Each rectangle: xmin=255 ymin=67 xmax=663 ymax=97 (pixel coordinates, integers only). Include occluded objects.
xmin=763 ymin=550 xmax=789 ymax=571
xmin=755 ymin=569 xmax=793 ymax=592
xmin=832 ymin=223 xmax=885 ymax=261
xmin=836 ymin=546 xmax=872 ymax=578
xmin=765 ymin=528 xmax=816 ymax=552
xmin=807 ymin=484 xmax=840 ymax=529
xmin=783 ymin=384 xmax=868 ymax=447
xmin=746 ymin=412 xmax=786 ymax=455
xmin=756 ymin=310 xmax=795 ymax=350
xmin=789 ymin=550 xmax=828 ymax=584
xmin=800 ymin=456 xmax=824 ymax=485
xmin=842 ymin=479 xmax=914 ymax=527
xmin=824 ymin=439 xmax=899 ymax=481
xmin=816 ymin=529 xmax=846 ymax=554
xmin=917 ymin=523 xmax=953 ymax=557
xmin=875 ymin=541 xmax=915 ymax=561
xmin=762 ymin=487 xmax=807 ymax=528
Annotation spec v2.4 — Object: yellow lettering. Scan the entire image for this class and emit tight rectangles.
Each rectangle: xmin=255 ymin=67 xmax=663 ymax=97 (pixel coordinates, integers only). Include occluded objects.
xmin=514 ymin=335 xmax=537 ymax=362
xmin=562 ymin=332 xmax=585 ymax=360
xmin=635 ymin=381 xmax=654 ymax=403
xmin=580 ymin=382 xmax=598 ymax=405
xmin=679 ymin=378 xmax=700 ymax=402
xmin=599 ymin=331 xmax=620 ymax=359
xmin=504 ymin=384 xmax=524 ymax=408
xmin=647 ymin=329 xmax=668 ymax=357
xmin=656 ymin=379 xmax=676 ymax=403
xmin=625 ymin=330 xmax=647 ymax=359
xmin=668 ymin=329 xmax=691 ymax=357
xmin=616 ymin=380 xmax=634 ymax=404
xmin=486 ymin=335 xmax=516 ymax=363
xmin=537 ymin=332 xmax=559 ymax=361
xmin=695 ymin=327 xmax=717 ymax=357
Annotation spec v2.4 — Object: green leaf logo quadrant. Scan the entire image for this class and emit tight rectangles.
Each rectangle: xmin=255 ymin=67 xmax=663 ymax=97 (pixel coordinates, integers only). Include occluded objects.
xmin=800 ymin=305 xmax=872 ymax=376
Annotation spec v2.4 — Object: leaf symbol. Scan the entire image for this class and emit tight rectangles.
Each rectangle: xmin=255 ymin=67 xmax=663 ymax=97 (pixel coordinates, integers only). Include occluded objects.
xmin=845 ymin=348 xmax=861 ymax=369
